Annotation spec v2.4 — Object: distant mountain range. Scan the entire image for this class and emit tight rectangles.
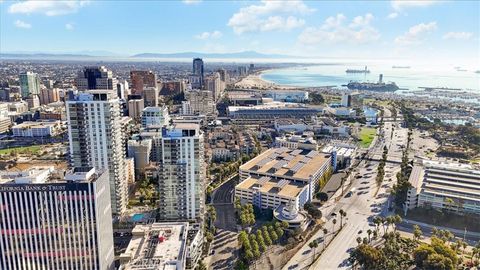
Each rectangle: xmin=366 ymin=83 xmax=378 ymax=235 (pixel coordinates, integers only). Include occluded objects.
xmin=1 ymin=50 xmax=299 ymax=59
xmin=132 ymin=51 xmax=298 ymax=59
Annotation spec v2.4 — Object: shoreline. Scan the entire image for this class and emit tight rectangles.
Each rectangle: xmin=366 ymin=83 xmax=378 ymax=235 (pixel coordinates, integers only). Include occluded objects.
xmin=234 ymin=69 xmax=303 ymax=90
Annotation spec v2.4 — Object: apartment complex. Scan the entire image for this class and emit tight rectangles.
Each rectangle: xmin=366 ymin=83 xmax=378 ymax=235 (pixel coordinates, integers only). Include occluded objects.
xmin=141 ymin=106 xmax=170 ymax=128
xmin=235 ymin=147 xmax=332 ymax=210
xmin=155 ymin=124 xmax=205 ymax=221
xmin=0 ymin=167 xmax=115 ymax=270
xmin=406 ymin=160 xmax=480 ymax=215
xmin=127 ymin=98 xmax=144 ymax=120
xmin=183 ymin=90 xmax=216 ymax=116
xmin=130 ymin=70 xmax=157 ymax=95
xmin=39 ymin=87 xmax=60 ymax=105
xmin=205 ymin=72 xmax=225 ymax=101
xmin=66 ymin=90 xmax=128 ymax=215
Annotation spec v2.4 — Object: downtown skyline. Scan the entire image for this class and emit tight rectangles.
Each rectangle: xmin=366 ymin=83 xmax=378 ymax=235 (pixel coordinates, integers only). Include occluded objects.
xmin=0 ymin=0 xmax=479 ymax=65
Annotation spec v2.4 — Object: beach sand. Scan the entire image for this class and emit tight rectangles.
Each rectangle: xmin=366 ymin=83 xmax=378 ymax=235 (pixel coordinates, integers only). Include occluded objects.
xmin=234 ymin=73 xmax=298 ymax=90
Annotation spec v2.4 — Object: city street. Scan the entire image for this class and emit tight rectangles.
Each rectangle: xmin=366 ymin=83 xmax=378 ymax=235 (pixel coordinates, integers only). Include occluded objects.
xmin=206 ymin=176 xmax=239 ymax=270
xmin=309 ymin=120 xmax=406 ymax=269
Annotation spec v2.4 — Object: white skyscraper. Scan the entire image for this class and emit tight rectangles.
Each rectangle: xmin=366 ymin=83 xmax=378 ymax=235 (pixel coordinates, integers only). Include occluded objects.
xmin=155 ymin=123 xmax=205 ymax=221
xmin=66 ymin=90 xmax=128 ymax=215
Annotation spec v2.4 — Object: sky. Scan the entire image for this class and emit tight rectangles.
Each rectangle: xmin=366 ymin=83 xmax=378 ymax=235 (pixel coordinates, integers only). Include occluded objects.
xmin=0 ymin=0 xmax=479 ymax=65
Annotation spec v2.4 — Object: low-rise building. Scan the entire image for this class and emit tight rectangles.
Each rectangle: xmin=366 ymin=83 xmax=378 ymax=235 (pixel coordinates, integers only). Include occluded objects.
xmin=228 ymin=101 xmax=321 ymax=124
xmin=228 ymin=91 xmax=262 ymax=106
xmin=275 ymin=132 xmax=318 ymax=151
xmin=12 ymin=120 xmax=63 ymax=137
xmin=406 ymin=160 xmax=480 ymax=215
xmin=321 ymin=143 xmax=356 ymax=170
xmin=363 ymin=106 xmax=379 ymax=125
xmin=265 ymin=90 xmax=309 ymax=103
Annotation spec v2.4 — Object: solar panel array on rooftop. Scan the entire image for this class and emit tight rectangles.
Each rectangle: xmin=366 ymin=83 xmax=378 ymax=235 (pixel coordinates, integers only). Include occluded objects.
xmin=277 ymin=179 xmax=289 ymax=189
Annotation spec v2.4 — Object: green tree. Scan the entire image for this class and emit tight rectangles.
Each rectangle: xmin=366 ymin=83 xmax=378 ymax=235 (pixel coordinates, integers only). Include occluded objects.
xmin=424 ymin=253 xmax=454 ymax=270
xmin=350 ymin=244 xmax=383 ymax=269
xmin=196 ymin=260 xmax=207 ymax=270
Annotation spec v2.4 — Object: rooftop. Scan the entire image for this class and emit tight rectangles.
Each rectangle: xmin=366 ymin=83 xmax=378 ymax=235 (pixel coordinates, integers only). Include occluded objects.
xmin=119 ymin=222 xmax=188 ymax=270
xmin=13 ymin=121 xmax=60 ymax=129
xmin=236 ymin=176 xmax=307 ymax=198
xmin=240 ymin=147 xmax=330 ymax=181
xmin=0 ymin=167 xmax=100 ymax=185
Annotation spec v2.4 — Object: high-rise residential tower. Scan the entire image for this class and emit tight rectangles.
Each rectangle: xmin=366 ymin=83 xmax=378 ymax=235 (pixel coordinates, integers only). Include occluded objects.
xmin=76 ymin=66 xmax=115 ymax=90
xmin=66 ymin=90 xmax=128 ymax=215
xmin=155 ymin=123 xmax=205 ymax=221
xmin=19 ymin=71 xmax=41 ymax=98
xmin=0 ymin=167 xmax=115 ymax=270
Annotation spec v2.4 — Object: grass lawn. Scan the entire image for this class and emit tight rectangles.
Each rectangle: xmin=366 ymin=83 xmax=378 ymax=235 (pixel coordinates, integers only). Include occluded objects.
xmin=0 ymin=145 xmax=42 ymax=156
xmin=406 ymin=207 xmax=480 ymax=233
xmin=359 ymin=127 xmax=376 ymax=148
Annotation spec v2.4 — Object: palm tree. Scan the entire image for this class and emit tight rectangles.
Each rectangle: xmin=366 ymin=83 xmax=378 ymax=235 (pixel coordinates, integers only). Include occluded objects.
xmin=332 ymin=219 xmax=337 ymax=232
xmin=356 ymin=237 xmax=362 ymax=246
xmin=367 ymin=229 xmax=372 ymax=243
xmin=413 ymin=224 xmax=422 ymax=241
xmin=393 ymin=215 xmax=402 ymax=232
xmin=381 ymin=217 xmax=388 ymax=235
xmin=339 ymin=209 xmax=346 ymax=228
xmin=373 ymin=216 xmax=381 ymax=234
xmin=323 ymin=228 xmax=328 ymax=249
xmin=309 ymin=240 xmax=319 ymax=265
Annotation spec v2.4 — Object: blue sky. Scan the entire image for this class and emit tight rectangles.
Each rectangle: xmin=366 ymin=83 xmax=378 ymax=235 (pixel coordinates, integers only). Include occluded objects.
xmin=0 ymin=0 xmax=478 ymax=63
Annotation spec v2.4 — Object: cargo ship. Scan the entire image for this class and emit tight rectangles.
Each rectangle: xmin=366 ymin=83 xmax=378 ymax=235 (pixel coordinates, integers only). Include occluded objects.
xmin=346 ymin=66 xmax=370 ymax=74
xmin=344 ymin=74 xmax=399 ymax=92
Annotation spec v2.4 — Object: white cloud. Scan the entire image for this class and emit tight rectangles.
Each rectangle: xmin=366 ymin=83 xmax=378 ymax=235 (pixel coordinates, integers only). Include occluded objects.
xmin=387 ymin=12 xmax=398 ymax=19
xmin=8 ymin=0 xmax=90 ymax=16
xmin=395 ymin=22 xmax=437 ymax=45
xmin=391 ymin=0 xmax=439 ymax=10
xmin=195 ymin=30 xmax=222 ymax=40
xmin=442 ymin=32 xmax=473 ymax=40
xmin=228 ymin=0 xmax=314 ymax=34
xmin=65 ymin=23 xmax=74 ymax=31
xmin=14 ymin=20 xmax=31 ymax=29
xmin=183 ymin=0 xmax=201 ymax=4
xmin=298 ymin=13 xmax=380 ymax=45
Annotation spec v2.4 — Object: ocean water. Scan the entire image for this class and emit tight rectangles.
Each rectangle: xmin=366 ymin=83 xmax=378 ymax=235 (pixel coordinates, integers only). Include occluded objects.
xmin=261 ymin=64 xmax=480 ymax=93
